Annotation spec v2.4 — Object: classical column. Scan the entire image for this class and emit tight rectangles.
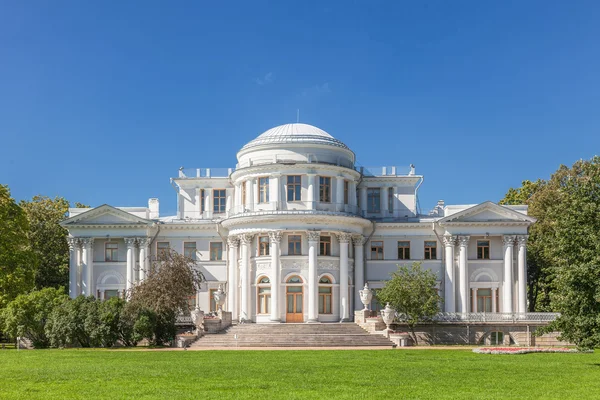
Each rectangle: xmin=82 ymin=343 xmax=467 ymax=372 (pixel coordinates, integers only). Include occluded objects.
xmin=503 ymin=235 xmax=515 ymax=313
xmin=336 ymin=176 xmax=345 ymax=211
xmin=381 ymin=186 xmax=389 ymax=216
xmin=307 ymin=230 xmax=320 ymax=322
xmin=352 ymin=235 xmax=366 ymax=312
xmin=67 ymin=237 xmax=79 ymax=299
xmin=337 ymin=232 xmax=352 ymax=321
xmin=307 ymin=174 xmax=316 ymax=210
xmin=393 ymin=187 xmax=401 ymax=217
xmin=239 ymin=234 xmax=253 ymax=322
xmin=269 ymin=231 xmax=283 ymax=322
xmin=269 ymin=174 xmax=280 ymax=210
xmin=125 ymin=238 xmax=137 ymax=292
xmin=138 ymin=238 xmax=150 ymax=282
xmin=517 ymin=235 xmax=528 ymax=313
xmin=443 ymin=235 xmax=457 ymax=313
xmin=350 ymin=180 xmax=357 ymax=207
xmin=359 ymin=187 xmax=367 ymax=216
xmin=457 ymin=235 xmax=470 ymax=314
xmin=246 ymin=179 xmax=254 ymax=211
xmin=194 ymin=188 xmax=201 ymax=218
xmin=80 ymin=238 xmax=94 ymax=297
xmin=204 ymin=189 xmax=212 ymax=218
xmin=132 ymin=239 xmax=138 ymax=283
xmin=492 ymin=288 xmax=498 ymax=313
xmin=227 ymin=236 xmax=240 ymax=318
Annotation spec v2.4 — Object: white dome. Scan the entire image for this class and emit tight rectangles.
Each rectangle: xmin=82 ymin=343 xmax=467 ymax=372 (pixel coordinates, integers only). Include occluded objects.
xmin=240 ymin=123 xmax=349 ymax=151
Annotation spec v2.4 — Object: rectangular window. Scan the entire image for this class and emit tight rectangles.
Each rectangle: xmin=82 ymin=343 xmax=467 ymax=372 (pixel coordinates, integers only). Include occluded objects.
xmin=209 ymin=289 xmax=217 ymax=312
xmin=288 ymin=235 xmax=302 ymax=255
xmin=200 ymin=189 xmax=205 ymax=213
xmin=258 ymin=177 xmax=269 ymax=203
xmin=318 ymin=286 xmax=332 ymax=314
xmin=258 ymin=287 xmax=271 ymax=314
xmin=241 ymin=184 xmax=246 ymax=206
xmin=371 ymin=241 xmax=384 ymax=260
xmin=104 ymin=289 xmax=119 ymax=300
xmin=424 ymin=241 xmax=437 ymax=260
xmin=210 ymin=242 xmax=223 ymax=261
xmin=213 ymin=189 xmax=226 ymax=213
xmin=287 ymin=175 xmax=302 ymax=202
xmin=344 ymin=180 xmax=349 ymax=205
xmin=320 ymin=236 xmax=331 ymax=256
xmin=187 ymin=294 xmax=197 ymax=311
xmin=397 ymin=241 xmax=410 ymax=260
xmin=184 ymin=242 xmax=197 ymax=260
xmin=367 ymin=188 xmax=381 ymax=213
xmin=477 ymin=240 xmax=490 ymax=259
xmin=258 ymin=236 xmax=270 ymax=256
xmin=388 ymin=189 xmax=394 ymax=212
xmin=157 ymin=242 xmax=170 ymax=260
xmin=319 ymin=177 xmax=331 ymax=202
xmin=477 ymin=288 xmax=493 ymax=312
xmin=105 ymin=242 xmax=118 ymax=262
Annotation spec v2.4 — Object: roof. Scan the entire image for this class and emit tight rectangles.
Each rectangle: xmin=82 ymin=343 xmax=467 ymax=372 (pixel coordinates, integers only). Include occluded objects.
xmin=240 ymin=123 xmax=350 ymax=151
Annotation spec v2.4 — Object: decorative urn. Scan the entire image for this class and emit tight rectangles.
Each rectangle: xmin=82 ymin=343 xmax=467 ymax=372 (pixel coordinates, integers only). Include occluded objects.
xmin=190 ymin=307 xmax=204 ymax=330
xmin=359 ymin=283 xmax=373 ymax=310
xmin=380 ymin=303 xmax=396 ymax=334
xmin=213 ymin=285 xmax=227 ymax=311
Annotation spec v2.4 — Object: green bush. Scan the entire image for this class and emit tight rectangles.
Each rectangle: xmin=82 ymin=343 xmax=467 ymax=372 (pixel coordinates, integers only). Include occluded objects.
xmin=1 ymin=287 xmax=68 ymax=348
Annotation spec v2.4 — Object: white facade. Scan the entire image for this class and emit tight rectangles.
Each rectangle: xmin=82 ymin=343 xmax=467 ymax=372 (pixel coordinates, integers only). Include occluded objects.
xmin=62 ymin=123 xmax=535 ymax=322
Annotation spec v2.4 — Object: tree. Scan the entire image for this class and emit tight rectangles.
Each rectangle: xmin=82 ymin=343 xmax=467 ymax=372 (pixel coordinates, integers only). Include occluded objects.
xmin=376 ymin=262 xmax=441 ymax=345
xmin=0 ymin=185 xmax=36 ymax=309
xmin=0 ymin=287 xmax=68 ymax=348
xmin=19 ymin=196 xmax=89 ymax=290
xmin=127 ymin=249 xmax=203 ymax=345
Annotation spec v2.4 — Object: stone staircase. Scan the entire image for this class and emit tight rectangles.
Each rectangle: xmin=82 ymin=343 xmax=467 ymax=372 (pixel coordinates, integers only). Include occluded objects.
xmin=189 ymin=323 xmax=396 ymax=348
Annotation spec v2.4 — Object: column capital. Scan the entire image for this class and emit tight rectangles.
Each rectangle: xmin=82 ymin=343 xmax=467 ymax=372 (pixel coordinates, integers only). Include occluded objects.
xmin=457 ymin=235 xmax=470 ymax=246
xmin=336 ymin=232 xmax=353 ymax=243
xmin=80 ymin=237 xmax=94 ymax=247
xmin=227 ymin=235 xmax=240 ymax=247
xmin=502 ymin=235 xmax=516 ymax=247
xmin=307 ymin=230 xmax=321 ymax=242
xmin=67 ymin=237 xmax=79 ymax=250
xmin=137 ymin=237 xmax=151 ymax=247
xmin=352 ymin=234 xmax=366 ymax=246
xmin=124 ymin=237 xmax=137 ymax=247
xmin=268 ymin=230 xmax=283 ymax=243
xmin=240 ymin=233 xmax=254 ymax=245
xmin=516 ymin=235 xmax=528 ymax=247
xmin=442 ymin=234 xmax=457 ymax=247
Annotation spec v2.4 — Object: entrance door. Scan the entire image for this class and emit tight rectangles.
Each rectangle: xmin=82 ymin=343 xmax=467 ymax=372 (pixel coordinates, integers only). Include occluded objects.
xmin=286 ymin=285 xmax=303 ymax=323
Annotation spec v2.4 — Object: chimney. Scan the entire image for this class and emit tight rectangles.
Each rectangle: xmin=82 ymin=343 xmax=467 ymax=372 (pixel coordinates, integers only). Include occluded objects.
xmin=148 ymin=198 xmax=159 ymax=219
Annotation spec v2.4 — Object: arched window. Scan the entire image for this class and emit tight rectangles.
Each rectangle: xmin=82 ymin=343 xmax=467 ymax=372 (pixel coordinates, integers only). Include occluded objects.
xmin=319 ymin=276 xmax=332 ymax=314
xmin=287 ymin=275 xmax=302 ymax=284
xmin=257 ymin=276 xmax=271 ymax=314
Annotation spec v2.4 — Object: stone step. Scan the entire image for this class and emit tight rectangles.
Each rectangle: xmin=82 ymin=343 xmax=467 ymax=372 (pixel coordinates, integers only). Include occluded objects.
xmin=190 ymin=322 xmax=395 ymax=348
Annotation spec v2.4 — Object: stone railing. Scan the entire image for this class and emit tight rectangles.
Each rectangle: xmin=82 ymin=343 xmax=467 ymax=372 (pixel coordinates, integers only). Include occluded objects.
xmin=429 ymin=312 xmax=560 ymax=323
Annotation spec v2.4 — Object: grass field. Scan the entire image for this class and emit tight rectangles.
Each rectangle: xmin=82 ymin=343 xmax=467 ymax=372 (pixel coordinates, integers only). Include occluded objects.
xmin=1 ymin=349 xmax=599 ymax=399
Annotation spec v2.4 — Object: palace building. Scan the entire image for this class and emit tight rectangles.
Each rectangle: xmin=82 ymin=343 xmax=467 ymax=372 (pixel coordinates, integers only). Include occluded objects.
xmin=61 ymin=123 xmax=535 ymax=323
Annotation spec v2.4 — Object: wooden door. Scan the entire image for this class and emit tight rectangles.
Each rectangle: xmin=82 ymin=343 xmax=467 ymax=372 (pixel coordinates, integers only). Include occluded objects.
xmin=286 ymin=285 xmax=303 ymax=322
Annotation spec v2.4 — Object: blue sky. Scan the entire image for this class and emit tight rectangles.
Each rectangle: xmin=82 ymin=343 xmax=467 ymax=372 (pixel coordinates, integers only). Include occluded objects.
xmin=1 ymin=1 xmax=599 ymax=215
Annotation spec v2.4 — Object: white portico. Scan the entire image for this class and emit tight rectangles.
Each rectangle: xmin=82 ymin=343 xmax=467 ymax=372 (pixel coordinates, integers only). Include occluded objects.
xmin=62 ymin=123 xmax=535 ymax=323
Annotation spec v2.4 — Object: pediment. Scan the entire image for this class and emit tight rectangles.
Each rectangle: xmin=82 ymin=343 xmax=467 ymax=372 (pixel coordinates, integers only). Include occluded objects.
xmin=61 ymin=205 xmax=151 ymax=226
xmin=438 ymin=202 xmax=535 ymax=225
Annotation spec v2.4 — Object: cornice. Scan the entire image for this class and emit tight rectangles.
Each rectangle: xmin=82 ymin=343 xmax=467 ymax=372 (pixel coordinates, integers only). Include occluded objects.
xmin=231 ymin=163 xmax=361 ymax=183
xmin=439 ymin=221 xmax=532 ymax=227
xmin=65 ymin=224 xmax=151 ymax=229
xmin=221 ymin=211 xmax=372 ymax=229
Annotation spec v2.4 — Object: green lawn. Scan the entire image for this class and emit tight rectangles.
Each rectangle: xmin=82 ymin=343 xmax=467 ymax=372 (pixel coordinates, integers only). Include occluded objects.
xmin=0 ymin=349 xmax=598 ymax=399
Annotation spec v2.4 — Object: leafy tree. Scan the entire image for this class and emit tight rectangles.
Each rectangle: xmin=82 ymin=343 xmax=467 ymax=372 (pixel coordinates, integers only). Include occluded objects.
xmin=97 ymin=297 xmax=126 ymax=347
xmin=128 ymin=249 xmax=203 ymax=345
xmin=0 ymin=185 xmax=36 ymax=308
xmin=0 ymin=287 xmax=68 ymax=348
xmin=45 ymin=296 xmax=103 ymax=348
xmin=19 ymin=196 xmax=89 ymax=290
xmin=376 ymin=262 xmax=441 ymax=345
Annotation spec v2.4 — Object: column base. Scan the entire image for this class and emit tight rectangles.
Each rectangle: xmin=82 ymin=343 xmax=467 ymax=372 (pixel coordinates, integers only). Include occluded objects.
xmin=339 ymin=318 xmax=350 ymax=323
xmin=268 ymin=318 xmax=282 ymax=323
xmin=306 ymin=318 xmax=319 ymax=323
